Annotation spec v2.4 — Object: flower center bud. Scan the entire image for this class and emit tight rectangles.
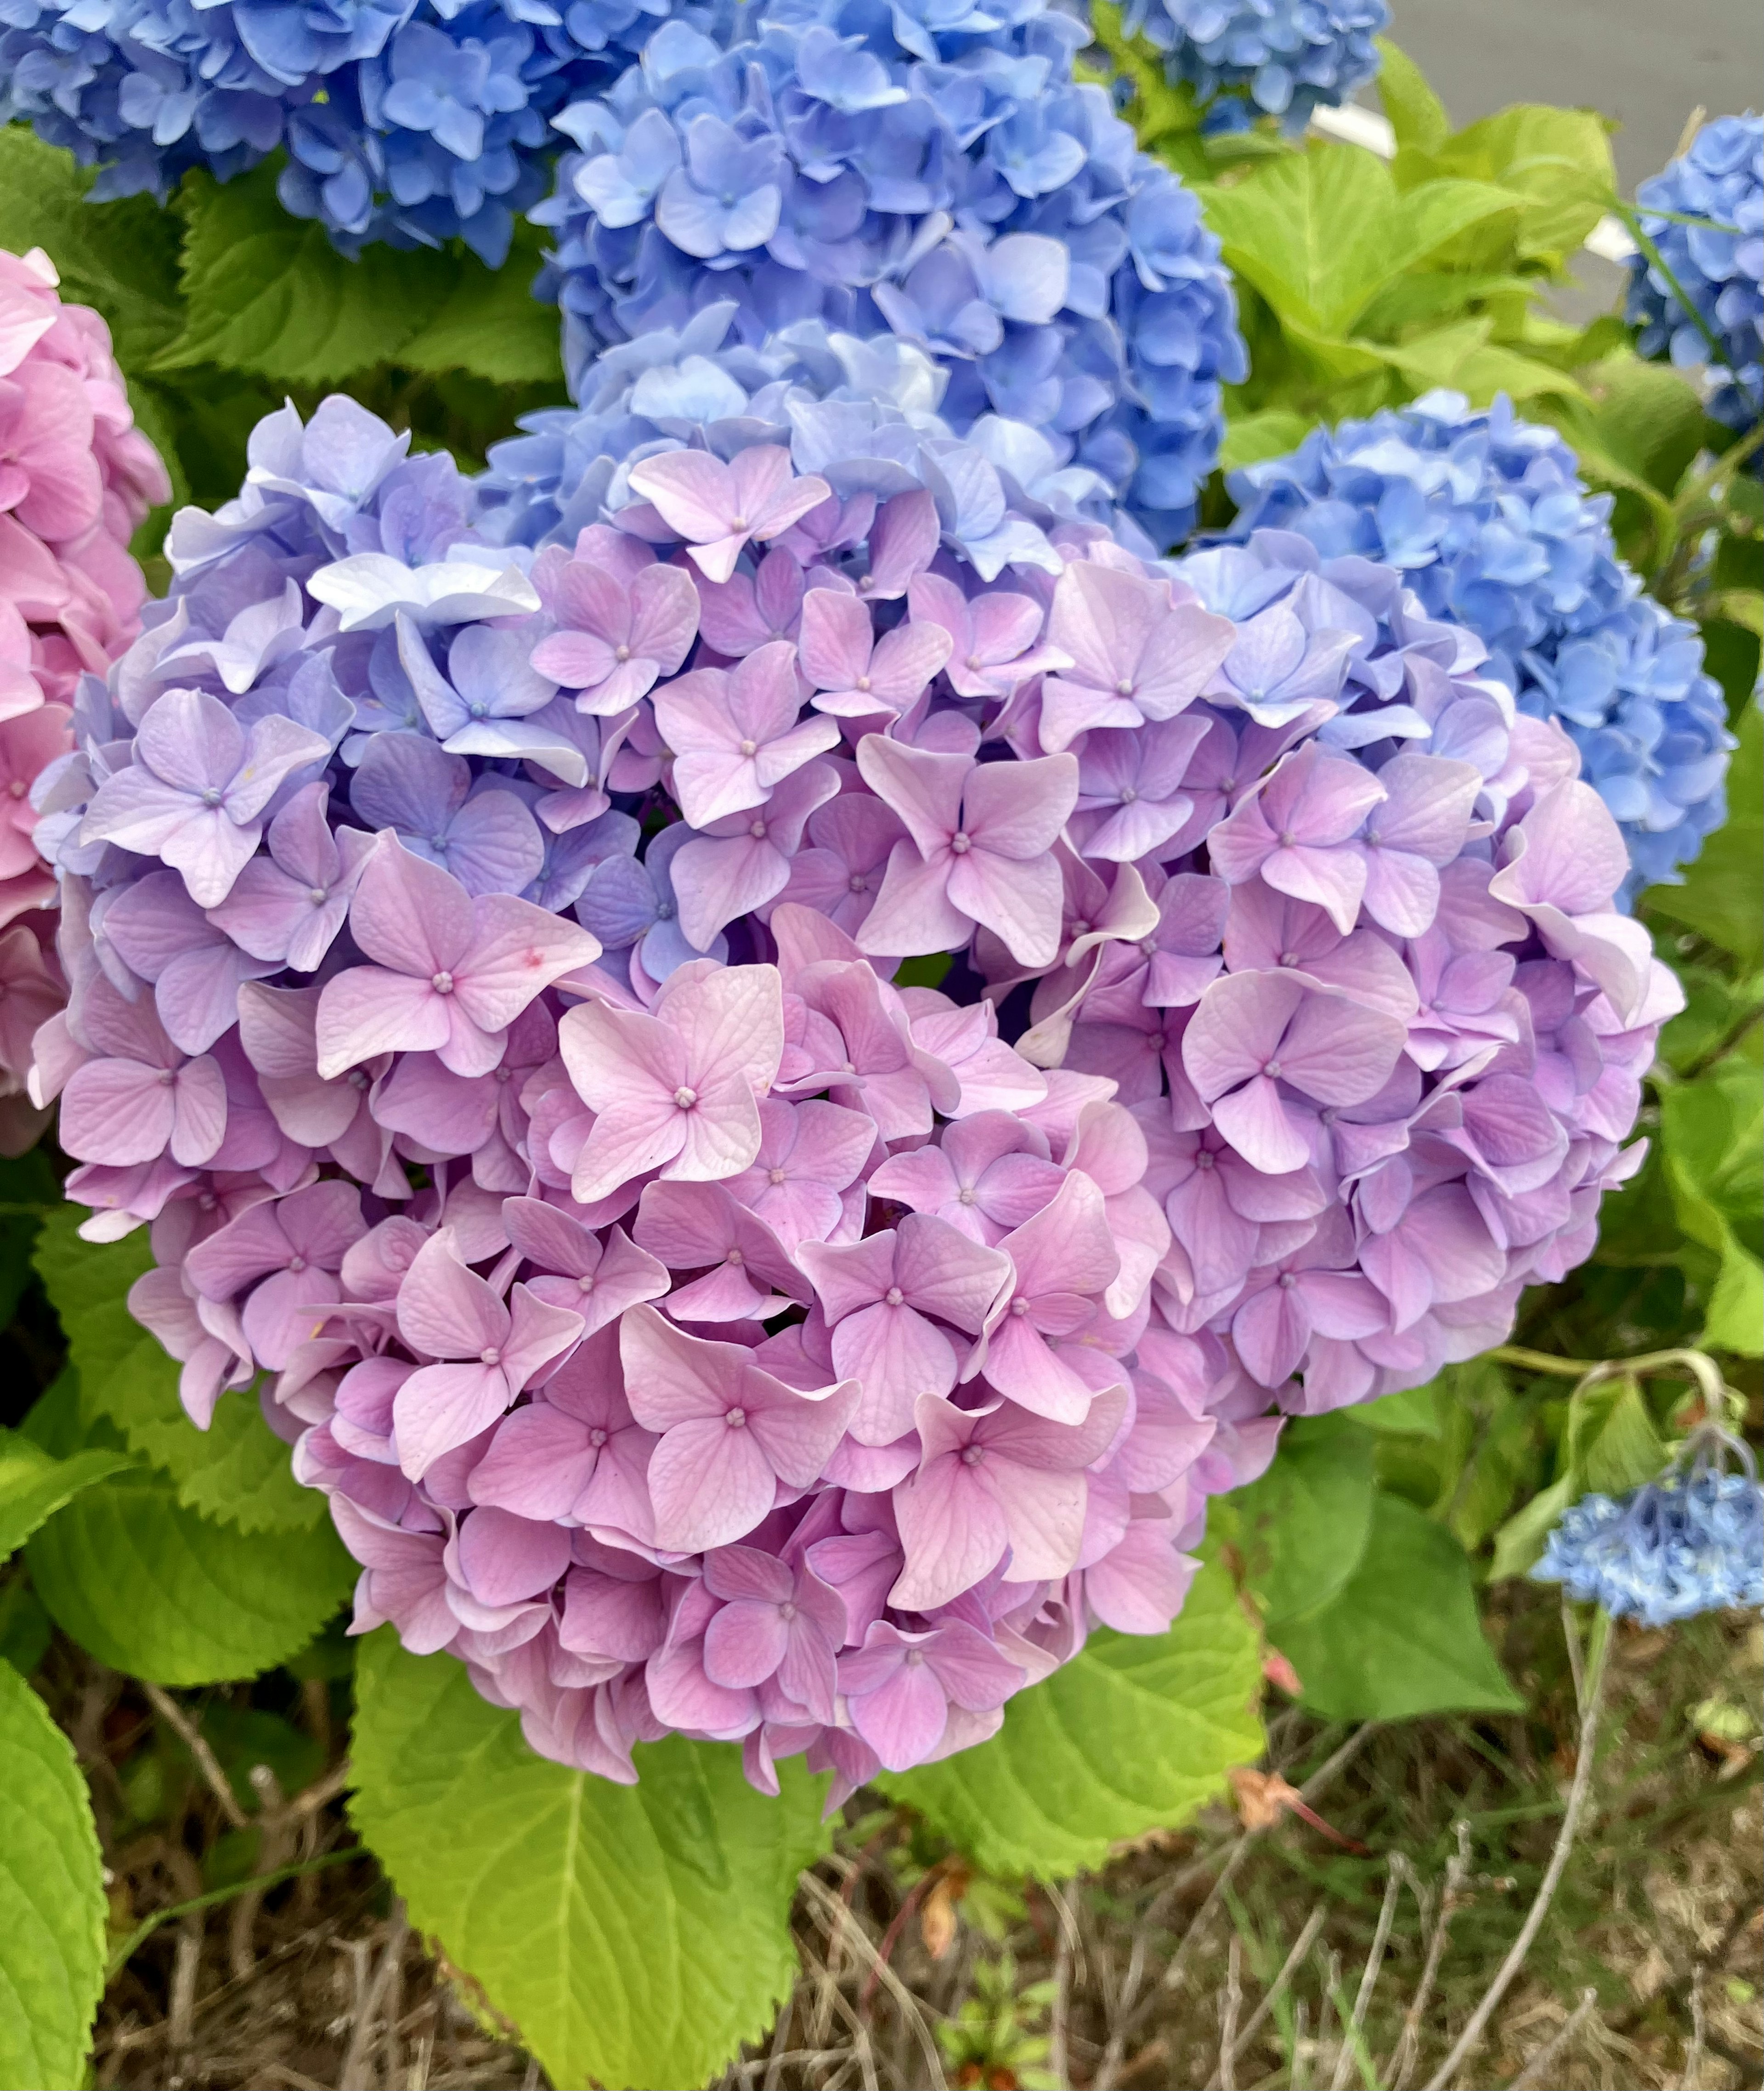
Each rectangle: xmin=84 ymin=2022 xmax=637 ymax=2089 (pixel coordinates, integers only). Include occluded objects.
xmin=615 ymin=644 xmax=631 ymax=662
xmin=480 ymin=1346 xmax=501 ymax=1365
xmin=749 ymin=819 xmax=767 ymax=838
xmin=885 ymin=1286 xmax=904 ymax=1307
xmin=725 ymin=1249 xmax=745 ymax=1267
xmin=958 ymin=1187 xmax=977 ymax=1204
xmin=1010 ymin=1296 xmax=1029 ymax=1316
xmin=904 ymin=1647 xmax=925 ymax=1664
xmin=848 ymin=873 xmax=868 ymax=892
xmin=1365 ymin=827 xmax=1380 ymax=847
xmin=768 ymin=1167 xmax=787 ymax=1185
xmin=739 ymin=739 xmax=758 ymax=756
xmin=1115 ymin=678 xmax=1134 ymax=695
xmin=950 ymin=831 xmax=972 ymax=853
xmin=856 ymin=676 xmax=871 ymax=692
xmin=1265 ymin=1059 xmax=1283 ymax=1078
xmin=1221 ymin=776 xmax=1236 ymax=793
xmin=967 ymin=654 xmax=982 ymax=671
xmin=1278 ymin=831 xmax=1295 ymax=847
xmin=674 ymin=1086 xmax=698 ymax=1110
xmin=200 ymin=786 xmax=224 ymax=807
xmin=7 ymin=779 xmax=25 ymax=799
xmin=309 ymin=886 xmax=329 ymax=906
xmin=589 ymin=1427 xmax=608 ymax=1447
xmin=578 ymin=1272 xmax=595 ymax=1291
xmin=1119 ymin=786 xmax=1137 ymax=803
xmin=1278 ymin=1272 xmax=1297 ymax=1289
xmin=430 ymin=971 xmax=454 ymax=994
xmin=157 ymin=1068 xmax=175 ymax=1086
xmin=287 ymin=1256 xmax=306 ymax=1273
xmin=1279 ymin=951 xmax=1298 ymax=967
xmin=1196 ymin=1150 xmax=1215 ymax=1169
xmin=724 ymin=1406 xmax=747 ymax=1428
xmin=1070 ymin=919 xmax=1090 ymax=938
xmin=779 ymin=1601 xmax=797 ymax=1622
xmin=960 ymin=1446 xmax=985 ymax=1466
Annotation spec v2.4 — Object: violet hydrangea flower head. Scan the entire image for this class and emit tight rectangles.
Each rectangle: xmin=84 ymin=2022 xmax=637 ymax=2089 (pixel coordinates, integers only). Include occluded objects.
xmin=1228 ymin=391 xmax=1736 ymax=904
xmin=1120 ymin=0 xmax=1389 ymax=133
xmin=29 ymin=387 xmax=1680 ymax=1797
xmin=530 ymin=2 xmax=1247 ymax=547
xmin=0 ymin=0 xmax=682 ymax=265
xmin=1625 ymin=114 xmax=1764 ymax=442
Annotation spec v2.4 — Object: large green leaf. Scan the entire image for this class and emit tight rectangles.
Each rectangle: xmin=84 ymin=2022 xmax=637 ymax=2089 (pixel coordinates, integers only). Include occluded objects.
xmin=1227 ymin=1416 xmax=1375 ymax=1628
xmin=1374 ymin=37 xmax=1449 ymax=158
xmin=33 ymin=1206 xmax=322 ymax=1533
xmin=882 ymin=1551 xmax=1262 ymax=1876
xmin=396 ymin=228 xmax=564 ymax=386
xmin=0 ymin=1407 xmax=130 ymax=1562
xmin=1423 ymin=105 xmax=1616 ymax=261
xmin=158 ymin=161 xmax=441 ymax=385
xmin=0 ymin=1658 xmax=106 ymax=2091
xmin=349 ymin=1631 xmax=829 ymax=2090
xmin=1645 ymin=706 xmax=1764 ymax=970
xmin=1661 ymin=1055 xmax=1764 ymax=1356
xmin=22 ymin=1376 xmax=352 ymax=1686
xmin=1278 ymin=1496 xmax=1521 ymax=1720
xmin=1200 ymin=144 xmax=1523 ymax=340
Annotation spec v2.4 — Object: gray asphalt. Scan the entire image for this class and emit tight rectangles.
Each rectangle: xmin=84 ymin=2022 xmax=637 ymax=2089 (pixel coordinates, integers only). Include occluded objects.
xmin=1364 ymin=0 xmax=1762 ymax=194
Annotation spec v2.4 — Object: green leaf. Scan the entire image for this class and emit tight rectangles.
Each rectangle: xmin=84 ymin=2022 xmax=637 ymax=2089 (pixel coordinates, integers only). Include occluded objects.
xmin=396 ymin=229 xmax=564 ymax=386
xmin=1199 ymin=145 xmax=1523 ymax=340
xmin=0 ymin=1406 xmax=130 ymax=1561
xmin=1347 ymin=1380 xmax=1443 ymax=1438
xmin=1581 ymin=354 xmax=1710 ymax=499
xmin=881 ymin=1552 xmax=1262 ymax=1876
xmin=348 ymin=1631 xmax=829 ymax=2090
xmin=1490 ymin=1470 xmax=1578 ymax=1581
xmin=0 ymin=127 xmax=185 ymax=368
xmin=1220 ymin=408 xmax=1314 ymax=472
xmin=1662 ymin=1056 xmax=1764 ymax=1356
xmin=0 ymin=1657 xmax=106 ymax=2091
xmin=1644 ymin=705 xmax=1764 ymax=969
xmin=159 ymin=161 xmax=439 ymax=385
xmin=1228 ymin=1416 xmax=1375 ymax=1628
xmin=23 ymin=1376 xmax=352 ymax=1686
xmin=32 ymin=1206 xmax=321 ymax=1533
xmin=1426 ymin=105 xmax=1616 ymax=260
xmin=1573 ymin=1380 xmax=1668 ymax=1498
xmin=0 ymin=1581 xmax=52 ymax=1680
xmin=1374 ymin=38 xmax=1450 ymax=158
xmin=1278 ymin=1497 xmax=1521 ymax=1720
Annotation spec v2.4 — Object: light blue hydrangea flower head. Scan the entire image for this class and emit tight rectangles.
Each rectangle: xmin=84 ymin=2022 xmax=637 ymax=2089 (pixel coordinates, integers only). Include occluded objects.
xmin=1531 ymin=1429 xmax=1764 ymax=1628
xmin=530 ymin=0 xmax=1248 ymax=547
xmin=1119 ymin=0 xmax=1389 ymax=132
xmin=0 ymin=0 xmax=680 ymax=263
xmin=1228 ymin=391 xmax=1736 ymax=904
xmin=469 ymin=300 xmax=1150 ymax=575
xmin=1626 ymin=113 xmax=1764 ymax=439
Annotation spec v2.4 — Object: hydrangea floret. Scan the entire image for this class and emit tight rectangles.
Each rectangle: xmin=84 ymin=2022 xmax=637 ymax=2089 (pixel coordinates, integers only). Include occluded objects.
xmin=28 ymin=379 xmax=1679 ymax=1793
xmin=1 ymin=243 xmax=169 ymax=1146
xmin=1119 ymin=0 xmax=1390 ymax=132
xmin=530 ymin=0 xmax=1247 ymax=546
xmin=1626 ymin=113 xmax=1764 ymax=441
xmin=1532 ymin=1425 xmax=1764 ymax=1626
xmin=1227 ymin=390 xmax=1736 ymax=904
xmin=0 ymin=0 xmax=673 ymax=264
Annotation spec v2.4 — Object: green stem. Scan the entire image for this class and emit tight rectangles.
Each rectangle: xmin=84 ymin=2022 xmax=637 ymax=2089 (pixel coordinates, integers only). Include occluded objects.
xmin=1613 ymin=202 xmax=1738 ymax=383
xmin=105 ymin=1847 xmax=361 ymax=1979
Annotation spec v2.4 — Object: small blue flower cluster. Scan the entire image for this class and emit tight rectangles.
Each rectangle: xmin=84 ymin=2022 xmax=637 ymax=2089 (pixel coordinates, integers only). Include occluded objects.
xmin=1229 ymin=391 xmax=1735 ymax=904
xmin=1627 ymin=113 xmax=1764 ymax=439
xmin=1532 ymin=1465 xmax=1764 ymax=1627
xmin=531 ymin=0 xmax=1247 ymax=547
xmin=1119 ymin=0 xmax=1388 ymax=132
xmin=0 ymin=0 xmax=678 ymax=264
xmin=469 ymin=300 xmax=1145 ymax=573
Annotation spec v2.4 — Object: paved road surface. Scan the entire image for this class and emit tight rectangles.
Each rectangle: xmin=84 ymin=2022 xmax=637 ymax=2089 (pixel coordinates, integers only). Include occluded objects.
xmin=1368 ymin=0 xmax=1762 ymax=192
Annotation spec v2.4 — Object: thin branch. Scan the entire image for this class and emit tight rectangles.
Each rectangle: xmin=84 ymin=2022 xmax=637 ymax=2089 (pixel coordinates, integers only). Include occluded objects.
xmin=105 ymin=1849 xmax=361 ymax=1978
xmin=1219 ymin=1934 xmax=1244 ymax=2091
xmin=1328 ymin=1860 xmax=1402 ymax=2091
xmin=1420 ymin=1624 xmax=1612 ymax=2091
xmin=1505 ymin=1988 xmax=1600 ymax=2091
xmin=140 ymin=1682 xmax=250 ymax=1831
xmin=1206 ymin=1903 xmax=1329 ymax=2089
xmin=797 ymin=1870 xmax=948 ymax=2091
xmin=1390 ymin=1832 xmax=1472 ymax=2091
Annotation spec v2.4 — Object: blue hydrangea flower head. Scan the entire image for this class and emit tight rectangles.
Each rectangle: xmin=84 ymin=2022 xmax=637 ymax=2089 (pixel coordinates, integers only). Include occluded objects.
xmin=469 ymin=300 xmax=1153 ymax=575
xmin=1228 ymin=390 xmax=1736 ymax=904
xmin=1626 ymin=113 xmax=1764 ymax=439
xmin=0 ymin=0 xmax=680 ymax=263
xmin=530 ymin=0 xmax=1248 ymax=547
xmin=1119 ymin=0 xmax=1389 ymax=131
xmin=1532 ymin=1431 xmax=1764 ymax=1628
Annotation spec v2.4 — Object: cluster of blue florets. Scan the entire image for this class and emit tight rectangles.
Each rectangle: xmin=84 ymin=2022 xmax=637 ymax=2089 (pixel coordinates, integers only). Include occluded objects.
xmin=0 ymin=0 xmax=686 ymax=263
xmin=531 ymin=0 xmax=1248 ymax=546
xmin=1119 ymin=0 xmax=1387 ymax=131
xmin=1532 ymin=1458 xmax=1764 ymax=1628
xmin=1228 ymin=391 xmax=1735 ymax=904
xmin=1627 ymin=113 xmax=1764 ymax=440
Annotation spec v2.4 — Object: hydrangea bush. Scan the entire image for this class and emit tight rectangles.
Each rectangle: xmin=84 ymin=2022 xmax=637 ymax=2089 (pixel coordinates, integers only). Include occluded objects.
xmin=26 ymin=380 xmax=1682 ymax=1788
xmin=1626 ymin=113 xmax=1764 ymax=441
xmin=1227 ymin=392 xmax=1736 ymax=904
xmin=1119 ymin=0 xmax=1389 ymax=131
xmin=531 ymin=0 xmax=1247 ymax=545
xmin=0 ymin=0 xmax=674 ymax=264
xmin=1 ymin=242 xmax=168 ymax=1146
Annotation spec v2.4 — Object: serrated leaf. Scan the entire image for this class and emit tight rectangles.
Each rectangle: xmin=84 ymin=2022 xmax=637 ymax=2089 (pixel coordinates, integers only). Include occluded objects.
xmin=1374 ymin=38 xmax=1450 ymax=158
xmin=33 ymin=1206 xmax=321 ymax=1533
xmin=1491 ymin=1470 xmax=1578 ymax=1581
xmin=0 ymin=1582 xmax=52 ymax=1679
xmin=0 ymin=1407 xmax=130 ymax=1560
xmin=159 ymin=161 xmax=439 ymax=385
xmin=881 ymin=1552 xmax=1262 ymax=1876
xmin=1427 ymin=105 xmax=1616 ymax=260
xmin=0 ymin=1657 xmax=106 ymax=2091
xmin=1221 ymin=408 xmax=1313 ymax=473
xmin=396 ymin=230 xmax=563 ymax=386
xmin=1644 ymin=705 xmax=1764 ymax=970
xmin=1582 ymin=353 xmax=1709 ymax=499
xmin=1573 ymin=1381 xmax=1668 ymax=1497
xmin=23 ymin=1376 xmax=352 ymax=1686
xmin=1347 ymin=1379 xmax=1444 ymax=1438
xmin=1229 ymin=1416 xmax=1375 ymax=1628
xmin=348 ymin=1631 xmax=829 ymax=2090
xmin=1278 ymin=1496 xmax=1521 ymax=1720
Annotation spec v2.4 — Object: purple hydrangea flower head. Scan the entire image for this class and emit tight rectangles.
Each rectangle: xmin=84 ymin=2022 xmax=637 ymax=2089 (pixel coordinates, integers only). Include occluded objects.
xmin=30 ymin=385 xmax=1682 ymax=1797
xmin=1625 ymin=113 xmax=1764 ymax=440
xmin=1228 ymin=392 xmax=1737 ymax=903
xmin=530 ymin=3 xmax=1246 ymax=546
xmin=1121 ymin=0 xmax=1389 ymax=131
